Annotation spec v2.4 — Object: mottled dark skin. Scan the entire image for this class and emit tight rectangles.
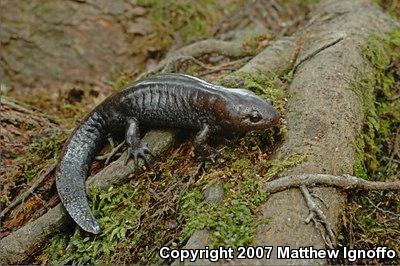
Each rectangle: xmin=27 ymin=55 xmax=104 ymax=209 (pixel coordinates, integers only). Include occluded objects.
xmin=56 ymin=74 xmax=279 ymax=234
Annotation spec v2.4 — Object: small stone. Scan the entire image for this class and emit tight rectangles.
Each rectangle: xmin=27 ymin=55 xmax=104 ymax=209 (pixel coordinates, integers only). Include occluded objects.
xmin=130 ymin=6 xmax=146 ymax=16
xmin=126 ymin=17 xmax=152 ymax=35
xmin=203 ymin=181 xmax=224 ymax=205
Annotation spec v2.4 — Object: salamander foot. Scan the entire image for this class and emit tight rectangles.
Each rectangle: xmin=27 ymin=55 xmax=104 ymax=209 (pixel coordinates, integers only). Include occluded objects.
xmin=127 ymin=142 xmax=154 ymax=167
xmin=204 ymin=146 xmax=226 ymax=163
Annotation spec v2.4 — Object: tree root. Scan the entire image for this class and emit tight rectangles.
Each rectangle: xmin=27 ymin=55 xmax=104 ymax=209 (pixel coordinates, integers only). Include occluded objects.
xmin=300 ymin=185 xmax=336 ymax=249
xmin=265 ymin=174 xmax=400 ymax=194
xmin=198 ymin=57 xmax=251 ymax=76
xmin=263 ymin=174 xmax=400 ymax=249
xmin=165 ymin=39 xmax=250 ymax=59
xmin=139 ymin=39 xmax=250 ymax=78
xmin=221 ymin=36 xmax=299 ymax=85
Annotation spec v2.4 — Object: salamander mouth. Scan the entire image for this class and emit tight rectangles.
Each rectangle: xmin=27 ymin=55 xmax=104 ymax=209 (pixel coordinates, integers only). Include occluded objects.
xmin=270 ymin=115 xmax=280 ymax=126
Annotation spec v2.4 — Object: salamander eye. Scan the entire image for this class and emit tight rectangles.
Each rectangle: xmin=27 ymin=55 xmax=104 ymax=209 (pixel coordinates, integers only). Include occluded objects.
xmin=248 ymin=110 xmax=262 ymax=123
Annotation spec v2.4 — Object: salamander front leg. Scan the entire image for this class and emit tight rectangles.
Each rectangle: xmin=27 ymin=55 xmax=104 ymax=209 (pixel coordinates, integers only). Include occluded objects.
xmin=125 ymin=118 xmax=153 ymax=166
xmin=194 ymin=123 xmax=223 ymax=162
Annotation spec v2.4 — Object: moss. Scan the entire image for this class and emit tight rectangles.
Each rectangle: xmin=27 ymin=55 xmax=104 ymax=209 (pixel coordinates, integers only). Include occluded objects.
xmin=17 ymin=134 xmax=65 ymax=183
xmin=135 ymin=0 xmax=235 ymax=53
xmin=353 ymin=29 xmax=400 ymax=181
xmin=179 ymin=159 xmax=268 ymax=248
xmin=298 ymin=0 xmax=320 ymax=8
xmin=0 ymin=194 xmax=11 ymax=206
xmin=180 ymin=150 xmax=307 ymax=248
xmin=340 ymin=29 xmax=400 ymax=265
xmin=353 ymin=135 xmax=368 ymax=179
xmin=178 ymin=129 xmax=281 ymax=249
xmin=281 ymin=69 xmax=295 ymax=83
xmin=42 ymin=146 xmax=191 ymax=264
xmin=42 ymin=184 xmax=145 ymax=264
xmin=236 ymin=72 xmax=285 ymax=103
xmin=263 ymin=153 xmax=308 ymax=180
xmin=184 ymin=63 xmax=204 ymax=76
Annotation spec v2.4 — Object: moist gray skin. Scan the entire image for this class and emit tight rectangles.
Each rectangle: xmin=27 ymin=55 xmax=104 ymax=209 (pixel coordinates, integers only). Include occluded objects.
xmin=56 ymin=73 xmax=280 ymax=234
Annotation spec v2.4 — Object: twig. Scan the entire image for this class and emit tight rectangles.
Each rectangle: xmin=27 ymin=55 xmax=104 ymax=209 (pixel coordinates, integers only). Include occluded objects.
xmin=366 ymin=196 xmax=400 ymax=220
xmin=265 ymin=174 xmax=400 ymax=194
xmin=0 ymin=163 xmax=57 ymax=218
xmin=95 ymin=140 xmax=125 ymax=165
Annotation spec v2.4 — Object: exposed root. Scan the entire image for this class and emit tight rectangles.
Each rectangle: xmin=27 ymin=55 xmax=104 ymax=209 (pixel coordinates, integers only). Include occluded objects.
xmin=265 ymin=174 xmax=400 ymax=194
xmin=223 ymin=36 xmax=299 ymax=82
xmin=300 ymin=185 xmax=336 ymax=249
xmin=149 ymin=54 xmax=251 ymax=78
xmin=139 ymin=39 xmax=249 ymax=78
xmin=264 ymin=174 xmax=400 ymax=249
xmin=166 ymin=39 xmax=249 ymax=59
xmin=159 ymin=55 xmax=213 ymax=73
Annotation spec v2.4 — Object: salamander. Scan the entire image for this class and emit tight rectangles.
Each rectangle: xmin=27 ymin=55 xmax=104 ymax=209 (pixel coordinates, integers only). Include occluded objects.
xmin=56 ymin=73 xmax=280 ymax=234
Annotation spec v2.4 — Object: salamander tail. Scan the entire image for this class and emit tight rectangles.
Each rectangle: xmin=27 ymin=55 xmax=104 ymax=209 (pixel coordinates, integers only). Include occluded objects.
xmin=56 ymin=112 xmax=106 ymax=234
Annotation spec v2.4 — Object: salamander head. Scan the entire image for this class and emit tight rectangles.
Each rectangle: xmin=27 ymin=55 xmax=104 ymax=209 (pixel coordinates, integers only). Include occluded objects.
xmin=215 ymin=92 xmax=280 ymax=132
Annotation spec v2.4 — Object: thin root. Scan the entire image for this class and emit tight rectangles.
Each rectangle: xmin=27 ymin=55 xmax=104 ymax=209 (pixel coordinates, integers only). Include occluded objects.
xmin=300 ymin=185 xmax=336 ymax=249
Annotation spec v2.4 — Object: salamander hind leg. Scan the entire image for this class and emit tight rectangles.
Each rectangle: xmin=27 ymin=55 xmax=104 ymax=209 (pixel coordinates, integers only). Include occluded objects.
xmin=125 ymin=118 xmax=153 ymax=167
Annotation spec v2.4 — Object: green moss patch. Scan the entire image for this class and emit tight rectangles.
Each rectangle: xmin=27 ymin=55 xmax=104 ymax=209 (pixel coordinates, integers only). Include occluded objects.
xmin=179 ymin=151 xmax=270 ymax=248
xmin=223 ymin=72 xmax=286 ymax=104
xmin=16 ymin=134 xmax=65 ymax=183
xmin=263 ymin=153 xmax=308 ymax=180
xmin=42 ymin=184 xmax=144 ymax=264
xmin=340 ymin=29 xmax=400 ymax=265
xmin=353 ymin=30 xmax=400 ymax=180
